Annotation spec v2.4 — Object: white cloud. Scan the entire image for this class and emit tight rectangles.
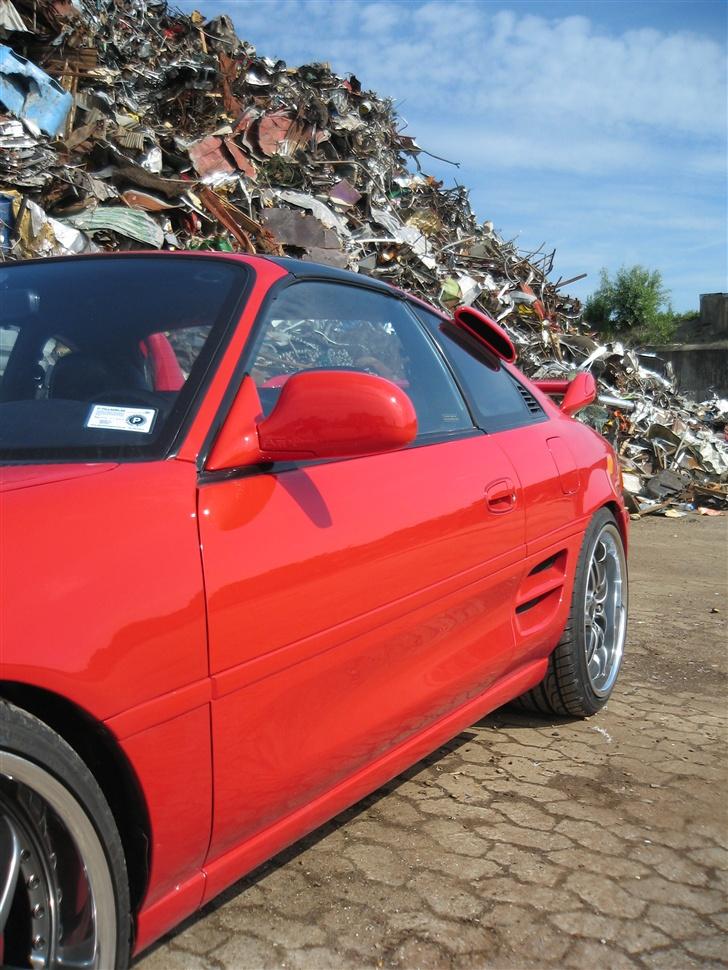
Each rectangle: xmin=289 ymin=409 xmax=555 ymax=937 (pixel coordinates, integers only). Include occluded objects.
xmin=359 ymin=2 xmax=401 ymax=33
xmin=184 ymin=0 xmax=726 ymax=157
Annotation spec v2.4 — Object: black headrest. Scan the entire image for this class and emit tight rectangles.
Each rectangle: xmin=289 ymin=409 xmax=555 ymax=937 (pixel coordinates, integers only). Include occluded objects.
xmin=48 ymin=352 xmax=150 ymax=400
xmin=48 ymin=353 xmax=115 ymax=401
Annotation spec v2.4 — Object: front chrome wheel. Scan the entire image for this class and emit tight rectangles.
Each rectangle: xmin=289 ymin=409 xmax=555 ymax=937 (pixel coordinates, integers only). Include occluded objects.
xmin=0 ymin=752 xmax=117 ymax=969
xmin=514 ymin=507 xmax=629 ymax=718
xmin=583 ymin=523 xmax=628 ymax=697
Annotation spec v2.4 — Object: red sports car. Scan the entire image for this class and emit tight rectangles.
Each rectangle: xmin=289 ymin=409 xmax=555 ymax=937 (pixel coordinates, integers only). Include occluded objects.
xmin=0 ymin=253 xmax=628 ymax=968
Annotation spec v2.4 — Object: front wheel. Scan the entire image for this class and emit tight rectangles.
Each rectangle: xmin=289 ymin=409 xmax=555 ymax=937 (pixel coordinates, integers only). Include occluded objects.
xmin=0 ymin=702 xmax=130 ymax=969
xmin=516 ymin=508 xmax=628 ymax=717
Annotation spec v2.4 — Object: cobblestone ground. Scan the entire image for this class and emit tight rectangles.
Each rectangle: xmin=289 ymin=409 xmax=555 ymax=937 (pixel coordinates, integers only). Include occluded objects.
xmin=137 ymin=515 xmax=728 ymax=969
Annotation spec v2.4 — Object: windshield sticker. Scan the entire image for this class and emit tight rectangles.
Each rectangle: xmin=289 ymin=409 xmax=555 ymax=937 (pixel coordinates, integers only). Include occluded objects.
xmin=86 ymin=404 xmax=157 ymax=434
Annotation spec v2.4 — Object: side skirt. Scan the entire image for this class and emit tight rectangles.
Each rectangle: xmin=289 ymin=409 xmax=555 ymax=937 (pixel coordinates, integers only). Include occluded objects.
xmin=133 ymin=657 xmax=546 ymax=955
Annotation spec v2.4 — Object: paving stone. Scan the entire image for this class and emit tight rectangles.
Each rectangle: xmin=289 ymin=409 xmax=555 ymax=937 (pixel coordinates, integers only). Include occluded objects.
xmin=551 ymin=908 xmax=624 ymax=939
xmin=417 ymin=797 xmax=493 ymax=822
xmin=644 ymin=903 xmax=724 ymax=939
xmin=489 ymin=800 xmax=556 ymax=831
xmin=552 ymin=908 xmax=670 ymax=954
xmin=547 ymin=846 xmax=648 ymax=880
xmin=173 ymin=921 xmax=231 ymax=956
xmin=554 ymin=818 xmax=636 ymax=855
xmin=687 ymin=819 xmax=728 ymax=843
xmin=683 ymin=935 xmax=728 ymax=960
xmin=407 ymin=872 xmax=483 ymax=919
xmin=653 ymin=855 xmax=710 ymax=887
xmin=136 ymin=946 xmax=211 ymax=970
xmin=487 ymin=843 xmax=562 ymax=886
xmin=284 ymin=945 xmax=368 ymax=969
xmin=634 ymin=876 xmax=725 ymax=913
xmin=344 ymin=843 xmax=411 ymax=886
xmin=389 ymin=937 xmax=451 ymax=968
xmin=473 ymin=776 xmax=568 ymax=801
xmin=480 ymin=901 xmax=535 ymax=930
xmin=498 ymin=922 xmax=572 ymax=962
xmin=640 ymin=947 xmax=705 ymax=968
xmin=328 ymin=877 xmax=423 ymax=914
xmin=708 ymin=911 xmax=728 ymax=932
xmin=216 ymin=908 xmax=327 ymax=948
xmin=418 ymin=850 xmax=501 ymax=882
xmin=546 ymin=799 xmax=627 ymax=826
xmin=489 ymin=742 xmax=563 ymax=761
xmin=421 ymin=818 xmax=494 ymax=858
xmin=475 ymin=877 xmax=577 ymax=913
xmin=208 ymin=933 xmax=280 ymax=968
xmin=563 ymin=871 xmax=647 ymax=919
xmin=371 ymin=798 xmax=423 ymax=828
xmin=386 ymin=909 xmax=493 ymax=956
xmin=563 ymin=939 xmax=637 ymax=969
xmin=477 ymin=821 xmax=573 ymax=852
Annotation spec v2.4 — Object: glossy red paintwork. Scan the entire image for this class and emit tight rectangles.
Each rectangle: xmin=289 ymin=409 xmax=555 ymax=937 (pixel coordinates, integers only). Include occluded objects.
xmin=206 ymin=375 xmax=265 ymax=470
xmin=533 ymin=378 xmax=572 ymax=396
xmin=561 ymin=371 xmax=598 ymax=416
xmin=199 ymin=432 xmax=526 ymax=864
xmin=257 ymin=369 xmax=418 ymax=460
xmin=531 ymin=374 xmax=598 ymax=417
xmin=0 ymin=253 xmax=628 ymax=957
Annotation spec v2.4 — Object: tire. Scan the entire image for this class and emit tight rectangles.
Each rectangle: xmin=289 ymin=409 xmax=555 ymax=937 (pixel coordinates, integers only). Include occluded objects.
xmin=515 ymin=508 xmax=628 ymax=717
xmin=0 ymin=701 xmax=131 ymax=969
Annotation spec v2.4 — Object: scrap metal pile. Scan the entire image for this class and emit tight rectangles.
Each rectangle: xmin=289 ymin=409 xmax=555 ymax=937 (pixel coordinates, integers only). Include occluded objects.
xmin=1 ymin=0 xmax=726 ymax=510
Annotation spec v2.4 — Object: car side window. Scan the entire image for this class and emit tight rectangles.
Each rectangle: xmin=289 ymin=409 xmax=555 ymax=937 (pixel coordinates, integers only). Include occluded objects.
xmin=249 ymin=281 xmax=473 ymax=439
xmin=412 ymin=306 xmax=545 ymax=433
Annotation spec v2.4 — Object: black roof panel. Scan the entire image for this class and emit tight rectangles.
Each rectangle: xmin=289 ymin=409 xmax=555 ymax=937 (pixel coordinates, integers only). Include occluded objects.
xmin=267 ymin=256 xmax=397 ymax=294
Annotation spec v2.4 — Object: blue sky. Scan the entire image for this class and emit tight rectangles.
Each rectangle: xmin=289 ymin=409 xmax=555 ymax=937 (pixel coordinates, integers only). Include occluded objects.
xmin=177 ymin=0 xmax=727 ymax=311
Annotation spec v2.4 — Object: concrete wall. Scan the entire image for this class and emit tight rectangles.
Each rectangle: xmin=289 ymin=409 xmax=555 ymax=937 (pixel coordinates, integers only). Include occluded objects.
xmin=700 ymin=293 xmax=728 ymax=335
xmin=641 ymin=342 xmax=728 ymax=401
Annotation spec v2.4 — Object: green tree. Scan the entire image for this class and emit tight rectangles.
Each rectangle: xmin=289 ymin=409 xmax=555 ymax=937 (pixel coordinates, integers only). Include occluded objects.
xmin=583 ymin=265 xmax=676 ymax=342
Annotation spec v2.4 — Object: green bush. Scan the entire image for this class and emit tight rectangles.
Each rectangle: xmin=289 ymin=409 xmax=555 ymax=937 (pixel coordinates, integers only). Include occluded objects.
xmin=583 ymin=265 xmax=684 ymax=344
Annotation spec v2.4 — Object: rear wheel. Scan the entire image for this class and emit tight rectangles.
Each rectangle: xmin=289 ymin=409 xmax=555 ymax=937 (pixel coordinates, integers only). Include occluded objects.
xmin=0 ymin=702 xmax=130 ymax=969
xmin=516 ymin=508 xmax=628 ymax=717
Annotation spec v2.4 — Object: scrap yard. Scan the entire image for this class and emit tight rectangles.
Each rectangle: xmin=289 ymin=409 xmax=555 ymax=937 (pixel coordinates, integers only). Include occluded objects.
xmin=0 ymin=0 xmax=726 ymax=513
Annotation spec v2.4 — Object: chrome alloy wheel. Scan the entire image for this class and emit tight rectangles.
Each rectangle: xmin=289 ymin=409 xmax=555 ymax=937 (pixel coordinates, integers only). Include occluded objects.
xmin=0 ymin=752 xmax=116 ymax=969
xmin=583 ymin=523 xmax=628 ymax=696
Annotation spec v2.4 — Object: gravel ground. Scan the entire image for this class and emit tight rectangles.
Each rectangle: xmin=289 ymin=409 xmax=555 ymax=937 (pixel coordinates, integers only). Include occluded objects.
xmin=137 ymin=515 xmax=728 ymax=970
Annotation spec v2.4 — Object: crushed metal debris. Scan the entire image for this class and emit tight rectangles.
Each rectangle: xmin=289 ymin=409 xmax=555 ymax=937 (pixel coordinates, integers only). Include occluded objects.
xmin=0 ymin=0 xmax=725 ymax=509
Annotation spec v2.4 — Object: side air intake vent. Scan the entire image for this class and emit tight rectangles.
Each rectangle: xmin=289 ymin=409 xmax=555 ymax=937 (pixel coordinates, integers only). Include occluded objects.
xmin=515 ymin=382 xmax=543 ymax=415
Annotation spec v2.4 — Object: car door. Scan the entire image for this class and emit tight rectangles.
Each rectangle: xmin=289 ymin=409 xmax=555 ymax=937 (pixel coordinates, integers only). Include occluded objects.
xmin=198 ymin=278 xmax=527 ymax=864
xmin=413 ymin=306 xmax=581 ymax=554
xmin=413 ymin=304 xmax=588 ymax=665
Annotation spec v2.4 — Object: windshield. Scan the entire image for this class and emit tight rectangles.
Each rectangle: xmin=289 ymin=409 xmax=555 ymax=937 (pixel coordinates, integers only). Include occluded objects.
xmin=0 ymin=255 xmax=250 ymax=461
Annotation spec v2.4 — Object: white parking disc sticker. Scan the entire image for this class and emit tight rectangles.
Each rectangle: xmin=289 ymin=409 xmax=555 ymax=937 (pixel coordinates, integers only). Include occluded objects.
xmin=86 ymin=404 xmax=157 ymax=434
